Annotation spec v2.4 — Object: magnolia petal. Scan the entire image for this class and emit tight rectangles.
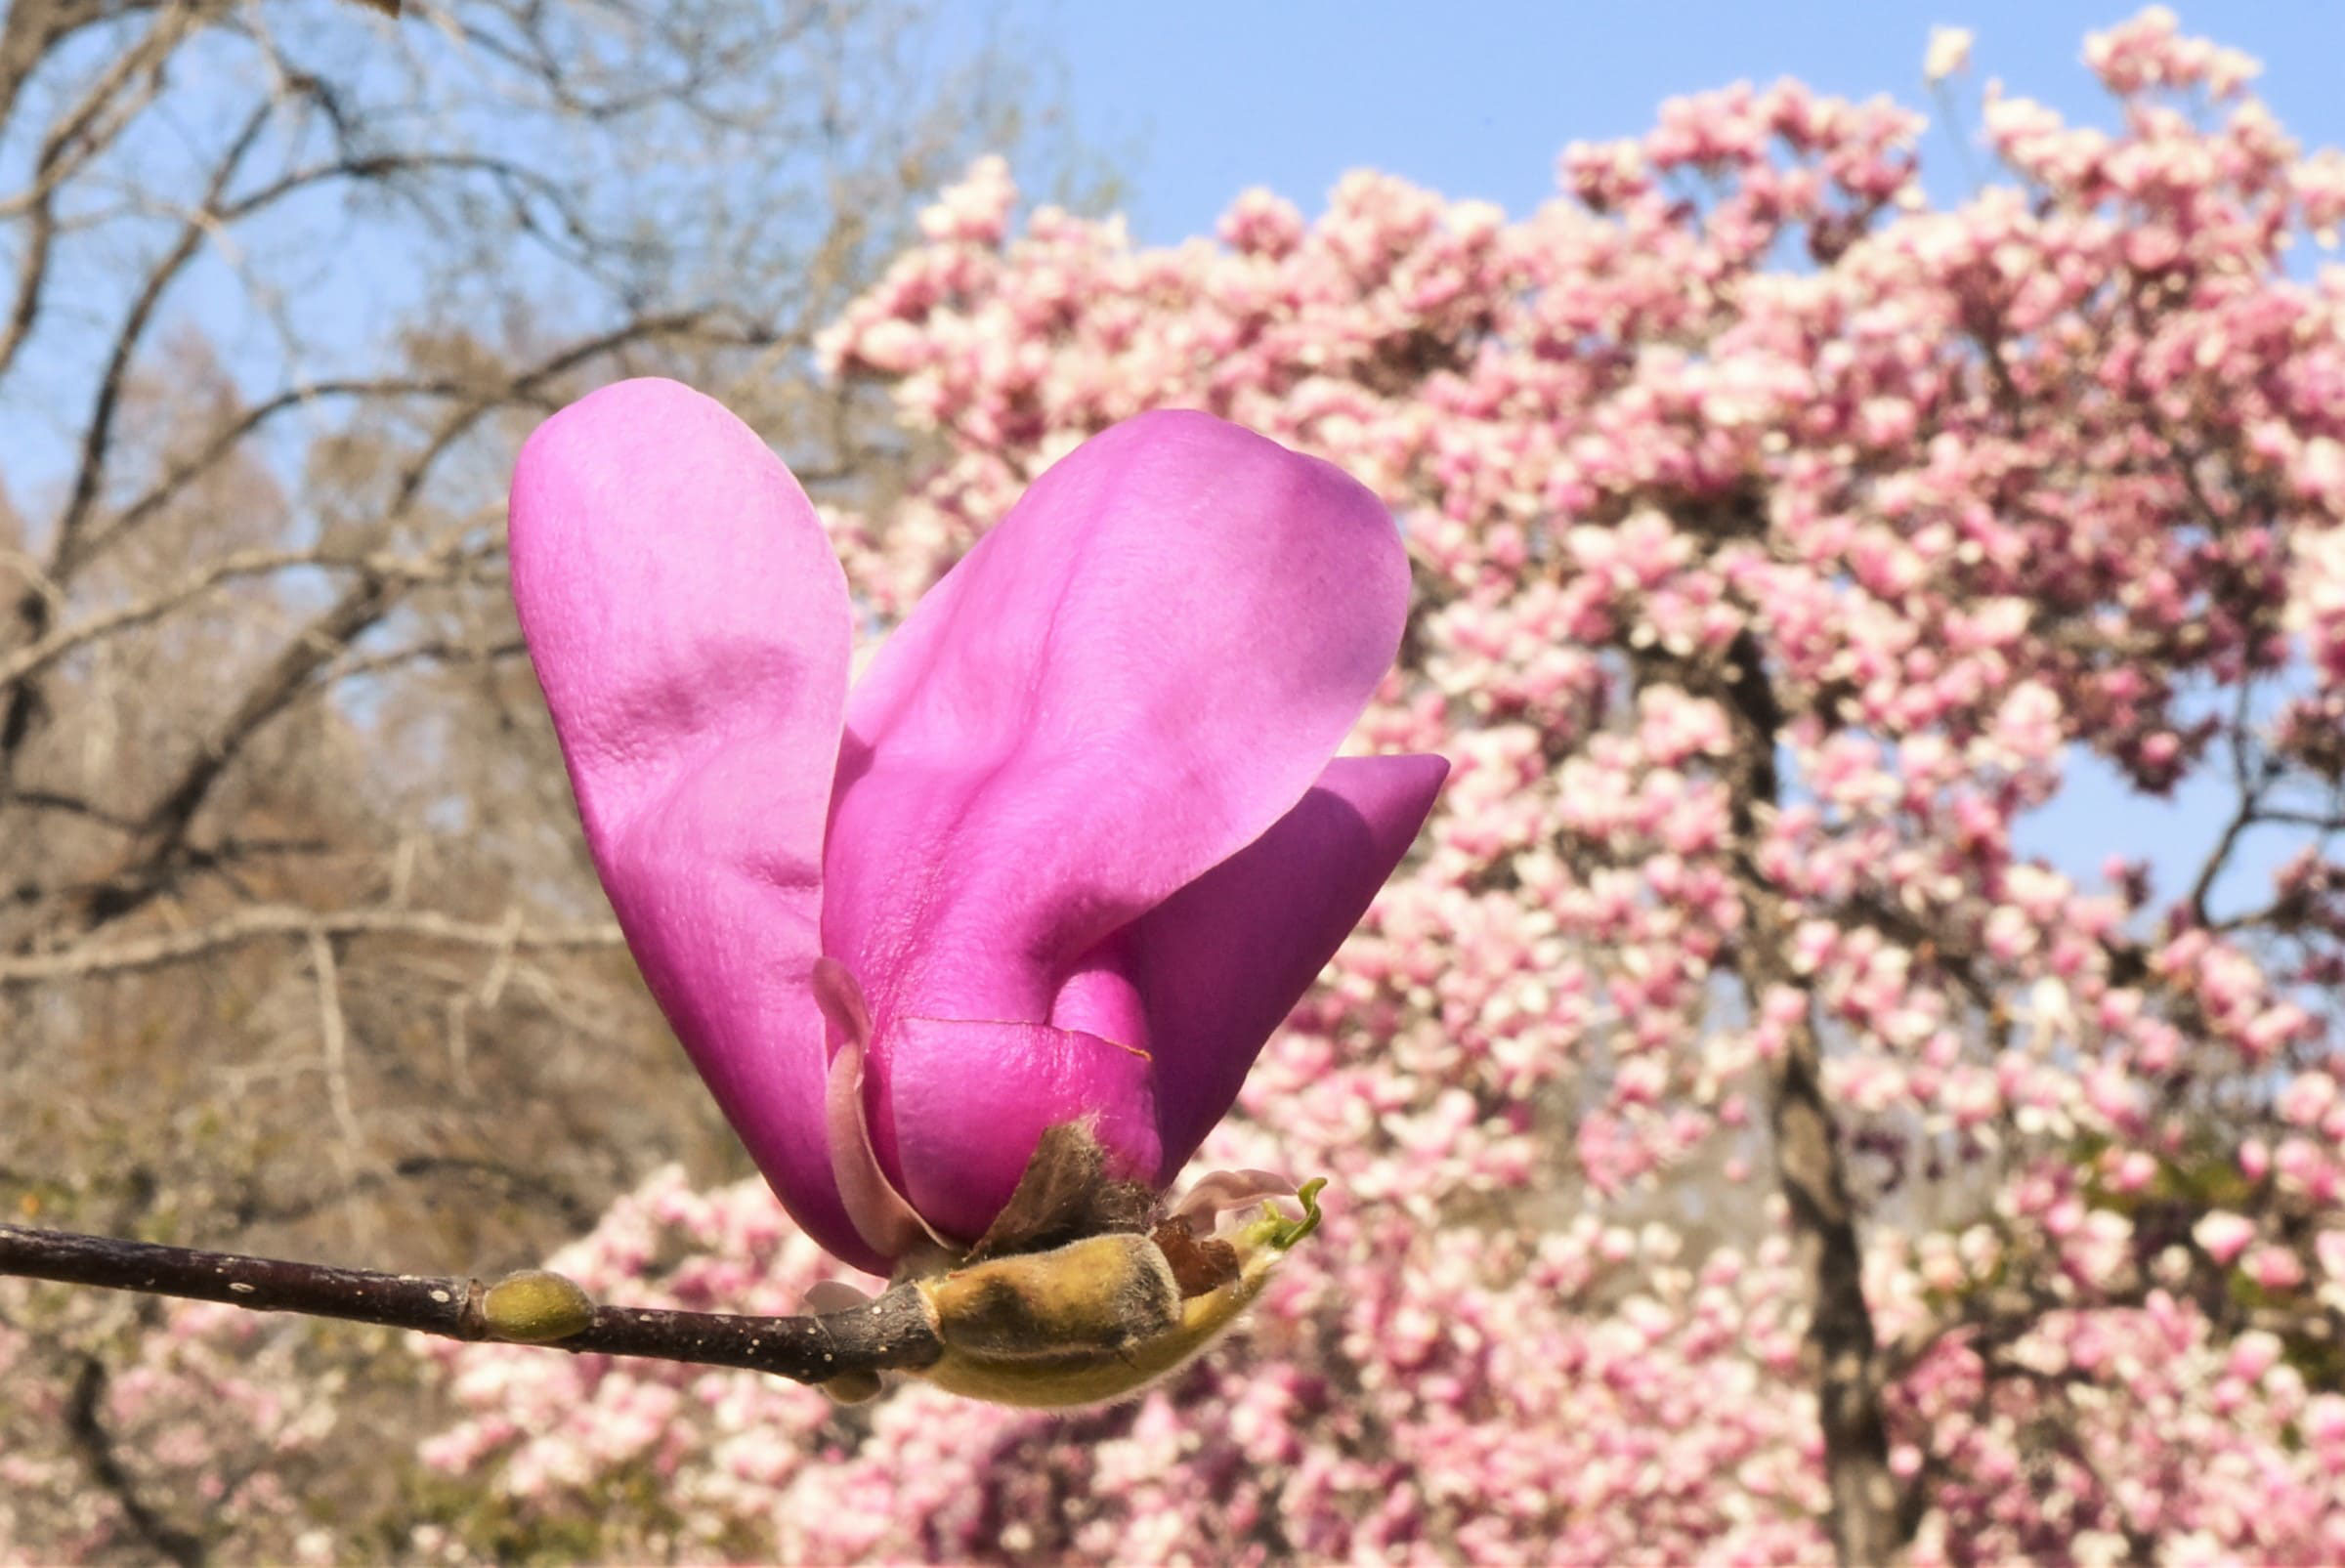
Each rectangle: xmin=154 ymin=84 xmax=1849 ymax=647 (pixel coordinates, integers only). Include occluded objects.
xmin=1130 ymin=752 xmax=1449 ymax=1173
xmin=873 ymin=1017 xmax=1165 ymax=1243
xmin=509 ymin=378 xmax=875 ymax=1271
xmin=816 ymin=958 xmax=941 ymax=1261
xmin=826 ymin=410 xmax=1410 ymax=1042
xmin=1171 ymin=1168 xmax=1298 ymax=1229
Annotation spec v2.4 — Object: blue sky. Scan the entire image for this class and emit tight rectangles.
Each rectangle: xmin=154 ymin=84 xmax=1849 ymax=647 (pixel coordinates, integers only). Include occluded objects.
xmin=1007 ymin=0 xmax=2345 ymax=914
xmin=1018 ymin=2 xmax=2345 ymax=246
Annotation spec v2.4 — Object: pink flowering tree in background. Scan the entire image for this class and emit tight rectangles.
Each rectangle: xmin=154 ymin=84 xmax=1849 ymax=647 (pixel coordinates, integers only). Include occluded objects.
xmin=10 ymin=8 xmax=2345 ymax=1564
xmin=386 ymin=11 xmax=2345 ymax=1562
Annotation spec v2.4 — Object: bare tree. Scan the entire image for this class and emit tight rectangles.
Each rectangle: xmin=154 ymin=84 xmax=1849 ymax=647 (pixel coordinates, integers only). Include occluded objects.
xmin=0 ymin=2 xmax=1078 ymax=1556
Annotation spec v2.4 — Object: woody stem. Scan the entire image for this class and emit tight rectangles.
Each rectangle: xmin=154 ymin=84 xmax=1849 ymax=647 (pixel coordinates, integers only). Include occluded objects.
xmin=0 ymin=1222 xmax=942 ymax=1382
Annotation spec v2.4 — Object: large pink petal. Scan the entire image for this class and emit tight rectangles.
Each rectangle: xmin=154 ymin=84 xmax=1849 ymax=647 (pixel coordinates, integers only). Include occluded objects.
xmin=1129 ymin=752 xmax=1448 ymax=1172
xmin=824 ymin=410 xmax=1410 ymax=1212
xmin=509 ymin=378 xmax=877 ymax=1272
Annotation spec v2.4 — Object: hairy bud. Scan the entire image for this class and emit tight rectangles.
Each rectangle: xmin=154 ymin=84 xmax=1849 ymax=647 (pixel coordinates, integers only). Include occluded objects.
xmin=926 ymin=1232 xmax=1180 ymax=1359
xmin=913 ymin=1178 xmax=1327 ymax=1408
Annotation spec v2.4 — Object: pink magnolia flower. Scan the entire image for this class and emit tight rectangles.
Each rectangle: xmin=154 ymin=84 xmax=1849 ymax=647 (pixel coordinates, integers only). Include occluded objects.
xmin=509 ymin=379 xmax=1445 ymax=1275
xmin=2194 ymin=1210 xmax=2257 ymax=1268
xmin=2244 ymin=1245 xmax=2305 ymax=1293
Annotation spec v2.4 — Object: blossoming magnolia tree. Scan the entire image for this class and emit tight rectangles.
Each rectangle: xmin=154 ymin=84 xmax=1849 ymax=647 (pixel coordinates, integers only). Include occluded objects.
xmin=11 ymin=8 xmax=2345 ymax=1565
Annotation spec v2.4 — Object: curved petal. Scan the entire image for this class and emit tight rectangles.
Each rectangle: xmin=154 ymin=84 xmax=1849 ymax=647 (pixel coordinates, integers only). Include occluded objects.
xmin=1172 ymin=1169 xmax=1296 ymax=1228
xmin=874 ymin=1017 xmax=1163 ymax=1242
xmin=814 ymin=957 xmax=941 ymax=1261
xmin=1130 ymin=752 xmax=1449 ymax=1172
xmin=509 ymin=378 xmax=878 ymax=1272
xmin=828 ymin=406 xmax=1409 ymax=1046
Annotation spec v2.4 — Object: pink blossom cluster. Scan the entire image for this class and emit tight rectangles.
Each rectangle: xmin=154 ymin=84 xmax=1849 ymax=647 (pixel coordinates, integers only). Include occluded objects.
xmin=821 ymin=10 xmax=2345 ymax=1553
xmin=1885 ymin=1293 xmax=2345 ymax=1564
xmin=402 ymin=1165 xmax=1839 ymax=1563
xmin=0 ymin=1281 xmax=339 ymax=1563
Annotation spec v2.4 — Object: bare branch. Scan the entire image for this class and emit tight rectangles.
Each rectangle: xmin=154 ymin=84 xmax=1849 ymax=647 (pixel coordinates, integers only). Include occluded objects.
xmin=0 ymin=1224 xmax=945 ymax=1386
xmin=2187 ymin=677 xmax=2271 ymax=926
xmin=326 ymin=633 xmax=526 ymax=685
xmin=0 ymin=543 xmax=482 ymax=688
xmin=306 ymin=928 xmax=362 ymax=1154
xmin=8 ymin=788 xmax=136 ymax=830
xmin=71 ymin=530 xmax=507 ymax=929
xmin=235 ymin=1155 xmax=600 ymax=1231
xmin=47 ymin=99 xmax=275 ymax=580
xmin=87 ymin=377 xmax=480 ymax=560
xmin=0 ymin=906 xmax=624 ymax=986
xmin=0 ymin=7 xmax=196 ymax=380
xmin=64 ymin=1355 xmax=206 ymax=1568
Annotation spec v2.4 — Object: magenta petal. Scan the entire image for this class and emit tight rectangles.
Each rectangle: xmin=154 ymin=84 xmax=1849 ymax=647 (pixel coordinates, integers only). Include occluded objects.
xmin=1130 ymin=752 xmax=1449 ymax=1174
xmin=509 ymin=378 xmax=879 ymax=1272
xmin=874 ymin=1018 xmax=1163 ymax=1242
xmin=827 ymin=410 xmax=1411 ymax=1042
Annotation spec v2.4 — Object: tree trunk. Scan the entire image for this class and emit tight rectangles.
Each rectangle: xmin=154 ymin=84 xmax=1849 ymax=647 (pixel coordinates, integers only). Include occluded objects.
xmin=1715 ymin=629 xmax=1907 ymax=1565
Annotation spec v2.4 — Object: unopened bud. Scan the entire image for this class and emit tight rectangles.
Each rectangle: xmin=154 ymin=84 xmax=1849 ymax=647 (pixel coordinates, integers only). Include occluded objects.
xmin=925 ymin=1232 xmax=1179 ymax=1360
xmin=914 ymin=1177 xmax=1330 ymax=1409
xmin=482 ymin=1269 xmax=595 ymax=1344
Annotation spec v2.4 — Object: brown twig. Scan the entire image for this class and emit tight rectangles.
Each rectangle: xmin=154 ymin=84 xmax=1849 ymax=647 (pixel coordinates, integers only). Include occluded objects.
xmin=0 ymin=906 xmax=623 ymax=985
xmin=0 ymin=542 xmax=479 ymax=688
xmin=0 ymin=1224 xmax=942 ymax=1385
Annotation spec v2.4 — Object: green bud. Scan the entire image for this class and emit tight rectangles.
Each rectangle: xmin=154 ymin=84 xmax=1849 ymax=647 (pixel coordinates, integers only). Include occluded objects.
xmin=482 ymin=1269 xmax=596 ymax=1344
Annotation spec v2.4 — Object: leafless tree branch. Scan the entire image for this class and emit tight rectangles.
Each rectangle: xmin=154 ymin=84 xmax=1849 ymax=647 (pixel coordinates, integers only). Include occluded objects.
xmin=0 ymin=906 xmax=623 ymax=985
xmin=1 ymin=1223 xmax=946 ymax=1385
